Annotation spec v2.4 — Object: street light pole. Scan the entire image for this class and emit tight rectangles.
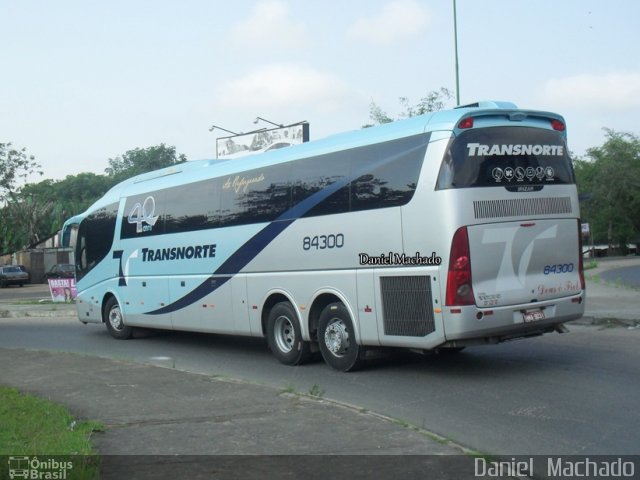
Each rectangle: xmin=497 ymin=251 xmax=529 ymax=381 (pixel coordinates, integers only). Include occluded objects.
xmin=453 ymin=0 xmax=461 ymax=106
xmin=254 ymin=116 xmax=283 ymax=128
xmin=209 ymin=125 xmax=238 ymax=136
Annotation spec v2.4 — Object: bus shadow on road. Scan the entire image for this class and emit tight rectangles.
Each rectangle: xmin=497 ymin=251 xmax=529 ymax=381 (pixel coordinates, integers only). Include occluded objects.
xmin=370 ymin=341 xmax=574 ymax=377
xmin=84 ymin=324 xmax=580 ymax=377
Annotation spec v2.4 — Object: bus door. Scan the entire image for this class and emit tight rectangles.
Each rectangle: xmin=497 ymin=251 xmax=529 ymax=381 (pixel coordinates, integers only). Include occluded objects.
xmin=118 ymin=193 xmax=172 ymax=329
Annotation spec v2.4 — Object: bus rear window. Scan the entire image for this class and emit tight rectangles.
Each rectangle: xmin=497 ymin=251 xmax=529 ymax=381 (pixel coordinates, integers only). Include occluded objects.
xmin=436 ymin=126 xmax=575 ymax=190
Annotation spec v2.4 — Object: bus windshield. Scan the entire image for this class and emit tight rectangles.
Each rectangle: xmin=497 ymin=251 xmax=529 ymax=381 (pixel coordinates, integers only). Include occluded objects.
xmin=436 ymin=126 xmax=575 ymax=191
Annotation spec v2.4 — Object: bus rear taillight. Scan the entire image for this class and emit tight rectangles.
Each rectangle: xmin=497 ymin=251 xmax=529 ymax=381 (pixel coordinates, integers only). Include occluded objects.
xmin=551 ymin=119 xmax=565 ymax=131
xmin=446 ymin=226 xmax=475 ymax=306
xmin=458 ymin=117 xmax=474 ymax=129
xmin=577 ymin=220 xmax=586 ymax=290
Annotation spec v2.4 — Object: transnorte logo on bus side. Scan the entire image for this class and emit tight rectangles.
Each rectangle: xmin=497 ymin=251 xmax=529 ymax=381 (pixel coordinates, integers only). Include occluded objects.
xmin=114 ymin=244 xmax=217 ymax=287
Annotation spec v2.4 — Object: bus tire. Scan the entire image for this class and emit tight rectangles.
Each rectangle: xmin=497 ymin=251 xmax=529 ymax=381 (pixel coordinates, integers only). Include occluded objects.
xmin=266 ymin=302 xmax=311 ymax=365
xmin=318 ymin=302 xmax=363 ymax=372
xmin=104 ymin=296 xmax=133 ymax=340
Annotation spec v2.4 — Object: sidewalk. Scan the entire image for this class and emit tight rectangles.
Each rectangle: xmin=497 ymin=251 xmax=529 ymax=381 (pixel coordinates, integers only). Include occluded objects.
xmin=575 ymin=256 xmax=640 ymax=326
xmin=0 ymin=301 xmax=75 ymax=318
xmin=0 ymin=348 xmax=474 ymax=479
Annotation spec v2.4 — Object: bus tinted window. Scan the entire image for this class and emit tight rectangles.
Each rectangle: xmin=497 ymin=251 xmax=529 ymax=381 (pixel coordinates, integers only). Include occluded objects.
xmin=165 ymin=182 xmax=217 ymax=233
xmin=76 ymin=202 xmax=118 ymax=280
xmin=351 ymin=149 xmax=423 ymax=211
xmin=295 ymin=148 xmax=351 ymax=217
xmin=436 ymin=126 xmax=575 ymax=190
xmin=119 ymin=133 xmax=429 ymax=238
xmin=304 ymin=133 xmax=429 ymax=216
xmin=219 ymin=162 xmax=293 ymax=227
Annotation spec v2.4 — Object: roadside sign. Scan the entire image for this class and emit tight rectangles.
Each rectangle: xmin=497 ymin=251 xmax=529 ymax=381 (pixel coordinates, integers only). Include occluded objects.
xmin=48 ymin=278 xmax=77 ymax=302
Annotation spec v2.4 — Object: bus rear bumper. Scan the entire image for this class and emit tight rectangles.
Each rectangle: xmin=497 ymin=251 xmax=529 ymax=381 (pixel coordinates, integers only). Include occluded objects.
xmin=440 ymin=292 xmax=585 ymax=347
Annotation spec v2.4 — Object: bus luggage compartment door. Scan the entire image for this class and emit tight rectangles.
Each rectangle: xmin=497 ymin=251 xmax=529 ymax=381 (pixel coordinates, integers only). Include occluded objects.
xmin=467 ymin=218 xmax=582 ymax=308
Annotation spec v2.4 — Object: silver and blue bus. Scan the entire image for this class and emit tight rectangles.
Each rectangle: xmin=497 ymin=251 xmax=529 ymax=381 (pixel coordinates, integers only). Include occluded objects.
xmin=64 ymin=101 xmax=585 ymax=371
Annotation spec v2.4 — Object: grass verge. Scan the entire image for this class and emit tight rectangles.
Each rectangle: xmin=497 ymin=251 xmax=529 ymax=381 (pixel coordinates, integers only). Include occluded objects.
xmin=0 ymin=386 xmax=103 ymax=454
xmin=0 ymin=386 xmax=102 ymax=478
xmin=584 ymin=260 xmax=598 ymax=270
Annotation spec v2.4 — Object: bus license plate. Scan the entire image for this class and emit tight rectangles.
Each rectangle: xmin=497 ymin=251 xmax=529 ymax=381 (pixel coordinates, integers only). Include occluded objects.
xmin=523 ymin=310 xmax=545 ymax=323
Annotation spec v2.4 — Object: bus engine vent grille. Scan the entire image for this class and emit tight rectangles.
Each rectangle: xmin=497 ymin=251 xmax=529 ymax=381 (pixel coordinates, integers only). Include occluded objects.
xmin=380 ymin=276 xmax=435 ymax=337
xmin=473 ymin=197 xmax=572 ymax=219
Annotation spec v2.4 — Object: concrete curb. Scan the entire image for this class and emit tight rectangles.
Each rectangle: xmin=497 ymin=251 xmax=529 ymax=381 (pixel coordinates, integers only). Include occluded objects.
xmin=0 ymin=302 xmax=76 ymax=318
xmin=569 ymin=316 xmax=639 ymax=328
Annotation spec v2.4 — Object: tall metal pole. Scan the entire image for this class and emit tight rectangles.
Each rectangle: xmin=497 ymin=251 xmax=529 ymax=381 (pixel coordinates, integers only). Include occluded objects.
xmin=453 ymin=0 xmax=460 ymax=105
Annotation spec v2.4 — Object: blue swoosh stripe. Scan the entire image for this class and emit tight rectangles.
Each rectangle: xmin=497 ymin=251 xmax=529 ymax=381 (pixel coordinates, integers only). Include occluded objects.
xmin=146 ymin=170 xmax=353 ymax=315
xmin=146 ymin=137 xmax=428 ymax=315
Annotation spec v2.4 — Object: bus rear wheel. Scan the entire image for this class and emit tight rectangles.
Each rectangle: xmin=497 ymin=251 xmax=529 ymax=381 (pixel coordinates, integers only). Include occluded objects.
xmin=318 ymin=302 xmax=363 ymax=372
xmin=266 ymin=302 xmax=311 ymax=365
xmin=104 ymin=297 xmax=133 ymax=340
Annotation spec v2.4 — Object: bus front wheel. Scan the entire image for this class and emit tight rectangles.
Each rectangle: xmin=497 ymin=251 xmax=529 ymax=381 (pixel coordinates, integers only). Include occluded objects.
xmin=104 ymin=297 xmax=133 ymax=340
xmin=266 ymin=302 xmax=311 ymax=365
xmin=318 ymin=302 xmax=363 ymax=372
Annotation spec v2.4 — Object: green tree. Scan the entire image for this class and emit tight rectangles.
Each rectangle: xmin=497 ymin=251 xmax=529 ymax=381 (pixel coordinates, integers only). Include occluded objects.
xmin=365 ymin=87 xmax=453 ymax=127
xmin=0 ymin=173 xmax=114 ymax=254
xmin=1 ymin=142 xmax=187 ymax=254
xmin=0 ymin=142 xmax=42 ymax=201
xmin=575 ymin=129 xmax=640 ymax=252
xmin=105 ymin=144 xmax=187 ymax=182
xmin=21 ymin=173 xmax=114 ymax=230
xmin=2 ymin=194 xmax=54 ymax=247
xmin=0 ymin=142 xmax=43 ymax=254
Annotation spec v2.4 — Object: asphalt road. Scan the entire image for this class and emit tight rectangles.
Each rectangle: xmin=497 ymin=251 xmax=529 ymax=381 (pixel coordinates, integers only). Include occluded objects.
xmin=1 ymin=314 xmax=638 ymax=456
xmin=0 ymin=283 xmax=50 ymax=301
xmin=600 ymin=265 xmax=640 ymax=288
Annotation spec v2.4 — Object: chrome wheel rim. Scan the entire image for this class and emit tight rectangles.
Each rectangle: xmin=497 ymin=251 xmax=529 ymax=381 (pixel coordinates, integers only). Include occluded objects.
xmin=324 ymin=318 xmax=349 ymax=357
xmin=274 ymin=315 xmax=295 ymax=353
xmin=108 ymin=306 xmax=125 ymax=331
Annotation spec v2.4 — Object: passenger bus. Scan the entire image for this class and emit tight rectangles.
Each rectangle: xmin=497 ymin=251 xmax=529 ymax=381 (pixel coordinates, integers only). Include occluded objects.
xmin=63 ymin=101 xmax=585 ymax=371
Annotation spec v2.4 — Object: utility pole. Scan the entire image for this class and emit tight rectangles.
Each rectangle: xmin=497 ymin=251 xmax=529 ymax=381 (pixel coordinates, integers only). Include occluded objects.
xmin=453 ymin=0 xmax=461 ymax=106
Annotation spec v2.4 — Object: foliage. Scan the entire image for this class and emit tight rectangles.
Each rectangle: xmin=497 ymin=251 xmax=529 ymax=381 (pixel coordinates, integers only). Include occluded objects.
xmin=365 ymin=87 xmax=453 ymax=127
xmin=105 ymin=143 xmax=187 ymax=182
xmin=21 ymin=173 xmax=115 ymax=216
xmin=0 ymin=173 xmax=114 ymax=253
xmin=575 ymin=129 xmax=640 ymax=250
xmin=1 ymin=143 xmax=185 ymax=254
xmin=0 ymin=142 xmax=42 ymax=201
xmin=1 ymin=194 xmax=54 ymax=248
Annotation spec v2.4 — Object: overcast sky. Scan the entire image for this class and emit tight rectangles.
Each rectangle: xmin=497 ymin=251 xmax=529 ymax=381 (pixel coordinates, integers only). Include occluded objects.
xmin=2 ymin=0 xmax=639 ymax=182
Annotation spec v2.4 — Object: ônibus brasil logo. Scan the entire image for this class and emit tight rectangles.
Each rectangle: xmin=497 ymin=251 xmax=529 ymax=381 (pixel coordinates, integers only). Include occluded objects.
xmin=8 ymin=456 xmax=73 ymax=479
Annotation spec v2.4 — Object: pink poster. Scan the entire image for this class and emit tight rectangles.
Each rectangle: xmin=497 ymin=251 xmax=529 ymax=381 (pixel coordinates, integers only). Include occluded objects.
xmin=48 ymin=278 xmax=77 ymax=303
